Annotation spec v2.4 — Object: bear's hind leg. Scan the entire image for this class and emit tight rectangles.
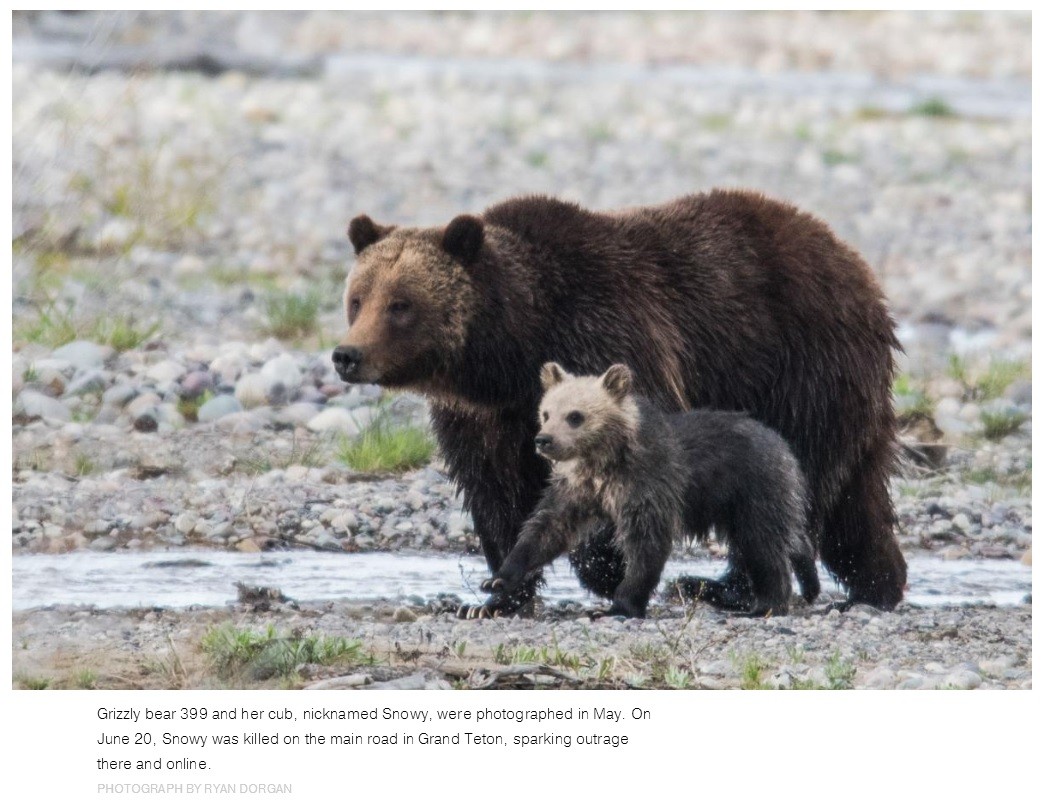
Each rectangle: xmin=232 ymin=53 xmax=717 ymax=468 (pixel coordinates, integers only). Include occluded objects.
xmin=820 ymin=440 xmax=907 ymax=610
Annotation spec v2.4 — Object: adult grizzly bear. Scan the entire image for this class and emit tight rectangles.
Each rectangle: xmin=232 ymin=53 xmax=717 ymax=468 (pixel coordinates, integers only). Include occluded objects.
xmin=333 ymin=190 xmax=906 ymax=614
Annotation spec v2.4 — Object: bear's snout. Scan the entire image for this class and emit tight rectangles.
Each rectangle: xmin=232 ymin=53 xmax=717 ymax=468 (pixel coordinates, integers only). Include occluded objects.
xmin=332 ymin=345 xmax=363 ymax=381
xmin=534 ymin=434 xmax=555 ymax=456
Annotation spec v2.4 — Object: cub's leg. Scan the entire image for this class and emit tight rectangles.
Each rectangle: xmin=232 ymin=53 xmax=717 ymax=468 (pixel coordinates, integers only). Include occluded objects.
xmin=462 ymin=491 xmax=586 ymax=619
xmin=594 ymin=507 xmax=673 ymax=619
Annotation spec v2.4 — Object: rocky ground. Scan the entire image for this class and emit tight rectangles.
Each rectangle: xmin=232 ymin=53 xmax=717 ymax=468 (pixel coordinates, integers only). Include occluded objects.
xmin=10 ymin=11 xmax=1031 ymax=690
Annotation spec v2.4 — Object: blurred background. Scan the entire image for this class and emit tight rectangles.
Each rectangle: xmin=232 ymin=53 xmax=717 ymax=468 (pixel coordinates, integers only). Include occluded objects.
xmin=11 ymin=10 xmax=1030 ymax=564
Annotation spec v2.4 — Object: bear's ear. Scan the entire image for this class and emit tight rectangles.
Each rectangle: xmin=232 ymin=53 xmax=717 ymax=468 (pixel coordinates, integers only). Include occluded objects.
xmin=540 ymin=362 xmax=569 ymax=391
xmin=442 ymin=215 xmax=484 ymax=265
xmin=600 ymin=364 xmax=633 ymax=400
xmin=347 ymin=215 xmax=394 ymax=255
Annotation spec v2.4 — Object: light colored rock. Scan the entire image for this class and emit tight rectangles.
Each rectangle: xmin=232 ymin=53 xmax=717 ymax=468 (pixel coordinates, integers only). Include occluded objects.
xmin=307 ymin=407 xmax=366 ymax=434
xmin=125 ymin=392 xmax=162 ymax=420
xmin=52 ymin=341 xmax=110 ymax=371
xmin=147 ymin=360 xmax=186 ymax=385
xmin=174 ymin=513 xmax=198 ymax=535
xmin=943 ymin=669 xmax=982 ymax=690
xmin=197 ymin=394 xmax=242 ymax=422
xmin=14 ymin=390 xmax=71 ymax=422
xmin=235 ymin=372 xmax=268 ymax=409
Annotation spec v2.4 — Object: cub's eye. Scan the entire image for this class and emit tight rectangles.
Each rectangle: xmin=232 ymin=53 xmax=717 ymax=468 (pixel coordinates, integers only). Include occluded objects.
xmin=565 ymin=411 xmax=585 ymax=428
xmin=541 ymin=411 xmax=549 ymax=422
xmin=349 ymin=298 xmax=360 ymax=316
xmin=388 ymin=301 xmax=411 ymax=315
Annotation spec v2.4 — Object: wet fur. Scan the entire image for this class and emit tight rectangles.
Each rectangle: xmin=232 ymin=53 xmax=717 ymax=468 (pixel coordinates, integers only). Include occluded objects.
xmin=338 ymin=191 xmax=906 ymax=614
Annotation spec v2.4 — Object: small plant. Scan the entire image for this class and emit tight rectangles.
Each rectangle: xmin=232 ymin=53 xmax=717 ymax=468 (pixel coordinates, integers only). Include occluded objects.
xmin=17 ymin=675 xmax=52 ymax=690
xmin=525 ymin=150 xmax=549 ymax=168
xmin=664 ymin=665 xmax=693 ymax=689
xmin=824 ymin=651 xmax=856 ymax=690
xmin=75 ymin=669 xmax=98 ymax=689
xmin=262 ymin=290 xmax=322 ymax=341
xmin=739 ymin=654 xmax=771 ymax=690
xmin=91 ymin=314 xmax=160 ymax=352
xmin=337 ymin=413 xmax=434 ymax=473
xmin=822 ymin=149 xmax=858 ymax=166
xmin=909 ymin=97 xmax=955 ymax=118
xmin=74 ymin=453 xmax=95 ymax=476
xmin=16 ymin=299 xmax=79 ymax=347
xmin=21 ymin=363 xmax=39 ymax=383
xmin=854 ymin=105 xmax=888 ymax=121
xmin=200 ymin=625 xmax=373 ymax=681
xmin=893 ymin=374 xmax=934 ymax=418
xmin=976 ymin=360 xmax=1029 ymax=400
xmin=980 ymin=410 xmax=1028 ymax=441
xmin=177 ymin=390 xmax=214 ymax=422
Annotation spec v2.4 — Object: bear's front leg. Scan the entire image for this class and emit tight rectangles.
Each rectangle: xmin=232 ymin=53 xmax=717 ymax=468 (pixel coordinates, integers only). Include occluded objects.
xmin=461 ymin=489 xmax=581 ymax=620
xmin=432 ymin=405 xmax=548 ymax=617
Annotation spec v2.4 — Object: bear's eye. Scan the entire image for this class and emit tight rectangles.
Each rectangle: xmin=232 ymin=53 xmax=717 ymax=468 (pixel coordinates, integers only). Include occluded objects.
xmin=565 ymin=411 xmax=585 ymax=428
xmin=541 ymin=411 xmax=549 ymax=422
xmin=388 ymin=300 xmax=411 ymax=315
xmin=349 ymin=298 xmax=360 ymax=317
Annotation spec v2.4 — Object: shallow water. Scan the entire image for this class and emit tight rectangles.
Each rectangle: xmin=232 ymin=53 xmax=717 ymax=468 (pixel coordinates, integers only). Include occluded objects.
xmin=11 ymin=551 xmax=1030 ymax=611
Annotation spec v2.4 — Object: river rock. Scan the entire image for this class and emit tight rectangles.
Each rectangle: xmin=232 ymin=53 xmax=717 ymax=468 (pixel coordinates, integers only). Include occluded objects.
xmin=15 ymin=390 xmax=71 ymax=422
xmin=307 ymin=407 xmax=364 ymax=434
xmin=197 ymin=394 xmax=242 ymax=422
xmin=52 ymin=340 xmax=109 ymax=371
xmin=65 ymin=369 xmax=108 ymax=396
xmin=235 ymin=372 xmax=268 ymax=408
xmin=180 ymin=370 xmax=214 ymax=398
xmin=943 ymin=669 xmax=982 ymax=690
xmin=147 ymin=360 xmax=186 ymax=385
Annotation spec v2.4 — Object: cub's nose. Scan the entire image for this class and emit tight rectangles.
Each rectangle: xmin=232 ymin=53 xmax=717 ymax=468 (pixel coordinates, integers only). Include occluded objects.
xmin=332 ymin=346 xmax=363 ymax=381
xmin=534 ymin=434 xmax=554 ymax=452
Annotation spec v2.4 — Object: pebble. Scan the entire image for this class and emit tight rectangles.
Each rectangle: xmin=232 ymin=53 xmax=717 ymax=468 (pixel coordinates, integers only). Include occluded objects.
xmin=307 ymin=407 xmax=365 ymax=434
xmin=197 ymin=394 xmax=242 ymax=422
xmin=15 ymin=390 xmax=71 ymax=422
xmin=234 ymin=373 xmax=268 ymax=409
xmin=51 ymin=341 xmax=108 ymax=371
xmin=943 ymin=669 xmax=982 ymax=690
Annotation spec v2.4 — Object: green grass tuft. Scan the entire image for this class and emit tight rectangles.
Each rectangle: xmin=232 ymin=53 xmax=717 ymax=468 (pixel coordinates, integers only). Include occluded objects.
xmin=337 ymin=413 xmax=434 ymax=474
xmin=74 ymin=453 xmax=96 ymax=476
xmin=824 ymin=651 xmax=856 ymax=690
xmin=909 ymin=97 xmax=955 ymax=118
xmin=15 ymin=299 xmax=159 ymax=351
xmin=200 ymin=624 xmax=374 ymax=681
xmin=980 ymin=410 xmax=1029 ymax=441
xmin=262 ymin=290 xmax=322 ymax=341
xmin=739 ymin=654 xmax=771 ymax=690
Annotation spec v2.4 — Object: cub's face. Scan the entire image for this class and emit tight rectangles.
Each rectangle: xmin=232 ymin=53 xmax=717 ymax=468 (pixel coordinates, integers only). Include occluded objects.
xmin=535 ymin=363 xmax=636 ymax=462
xmin=333 ymin=214 xmax=484 ymax=388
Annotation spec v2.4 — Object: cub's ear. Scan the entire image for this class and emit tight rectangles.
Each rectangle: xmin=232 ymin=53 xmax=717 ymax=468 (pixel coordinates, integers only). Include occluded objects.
xmin=600 ymin=364 xmax=633 ymax=400
xmin=442 ymin=214 xmax=484 ymax=265
xmin=347 ymin=215 xmax=394 ymax=255
xmin=540 ymin=362 xmax=569 ymax=391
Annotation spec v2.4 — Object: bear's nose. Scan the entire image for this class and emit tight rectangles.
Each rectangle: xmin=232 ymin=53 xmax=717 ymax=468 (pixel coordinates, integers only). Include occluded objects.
xmin=332 ymin=346 xmax=363 ymax=381
xmin=534 ymin=434 xmax=554 ymax=451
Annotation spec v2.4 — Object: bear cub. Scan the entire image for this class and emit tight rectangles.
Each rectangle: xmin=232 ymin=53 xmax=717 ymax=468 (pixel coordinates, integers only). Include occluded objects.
xmin=479 ymin=362 xmax=821 ymax=618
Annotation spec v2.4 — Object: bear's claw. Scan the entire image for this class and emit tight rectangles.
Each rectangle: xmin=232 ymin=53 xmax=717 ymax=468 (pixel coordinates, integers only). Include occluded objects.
xmin=455 ymin=603 xmax=501 ymax=620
